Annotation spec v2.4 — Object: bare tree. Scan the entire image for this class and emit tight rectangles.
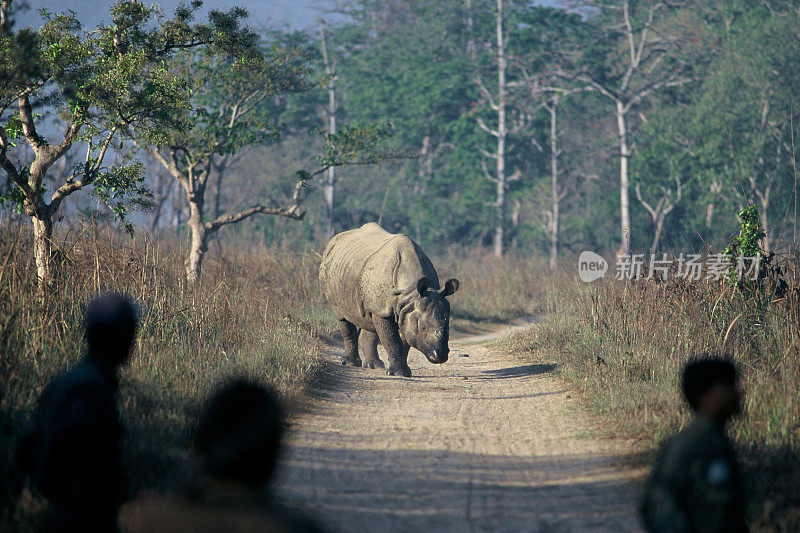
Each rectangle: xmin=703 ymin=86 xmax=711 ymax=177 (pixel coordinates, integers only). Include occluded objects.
xmin=538 ymin=86 xmax=591 ymax=270
xmin=476 ymin=0 xmax=525 ymax=257
xmin=320 ymin=20 xmax=338 ymax=239
xmin=140 ymin=145 xmax=309 ymax=284
xmin=635 ymin=174 xmax=683 ymax=256
xmin=544 ymin=97 xmax=567 ymax=270
xmin=147 ymin=161 xmax=180 ymax=233
xmin=561 ymin=0 xmax=695 ymax=256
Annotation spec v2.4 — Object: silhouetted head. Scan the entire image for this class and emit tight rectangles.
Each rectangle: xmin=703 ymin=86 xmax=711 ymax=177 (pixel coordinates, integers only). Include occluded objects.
xmin=682 ymin=355 xmax=742 ymax=426
xmin=84 ymin=291 xmax=139 ymax=367
xmin=397 ymin=277 xmax=459 ymax=364
xmin=194 ymin=379 xmax=283 ymax=489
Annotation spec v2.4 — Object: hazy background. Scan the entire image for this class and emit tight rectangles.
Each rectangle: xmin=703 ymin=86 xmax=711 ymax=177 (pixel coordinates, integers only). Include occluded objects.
xmin=17 ymin=0 xmax=343 ymax=30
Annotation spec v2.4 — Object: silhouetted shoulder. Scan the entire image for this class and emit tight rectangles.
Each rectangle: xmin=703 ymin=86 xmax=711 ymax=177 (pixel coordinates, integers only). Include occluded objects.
xmin=120 ymin=490 xmax=326 ymax=533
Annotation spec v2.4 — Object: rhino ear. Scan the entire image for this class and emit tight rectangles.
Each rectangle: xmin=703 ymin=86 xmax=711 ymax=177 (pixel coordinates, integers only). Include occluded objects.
xmin=416 ymin=277 xmax=430 ymax=295
xmin=440 ymin=278 xmax=460 ymax=297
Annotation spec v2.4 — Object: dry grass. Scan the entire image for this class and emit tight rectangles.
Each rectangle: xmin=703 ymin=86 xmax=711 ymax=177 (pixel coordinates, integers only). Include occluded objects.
xmin=4 ymin=221 xmax=799 ymax=530
xmin=499 ymin=259 xmax=800 ymax=529
xmin=0 ymin=224 xmax=329 ymax=530
xmin=0 ymin=225 xmax=549 ymax=531
xmin=433 ymin=249 xmax=556 ymax=326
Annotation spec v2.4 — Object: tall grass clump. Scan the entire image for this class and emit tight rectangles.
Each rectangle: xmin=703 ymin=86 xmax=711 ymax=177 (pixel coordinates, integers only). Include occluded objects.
xmin=0 ymin=223 xmax=329 ymax=530
xmin=434 ymin=249 xmax=557 ymax=325
xmin=502 ymin=258 xmax=800 ymax=528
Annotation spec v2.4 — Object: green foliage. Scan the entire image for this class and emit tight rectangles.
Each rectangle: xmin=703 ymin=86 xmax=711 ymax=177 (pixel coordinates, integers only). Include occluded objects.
xmin=0 ymin=182 xmax=24 ymax=212
xmin=91 ymin=160 xmax=153 ymax=234
xmin=3 ymin=0 xmax=799 ymax=260
xmin=153 ymin=38 xmax=313 ymax=154
xmin=0 ymin=0 xmax=261 ymax=230
xmin=725 ymin=205 xmax=765 ymax=260
xmin=723 ymin=204 xmax=768 ymax=283
xmin=320 ymin=122 xmax=399 ymax=168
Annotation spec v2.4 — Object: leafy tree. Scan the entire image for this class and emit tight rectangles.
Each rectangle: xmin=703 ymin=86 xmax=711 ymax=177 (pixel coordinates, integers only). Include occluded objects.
xmin=0 ymin=0 xmax=257 ymax=285
xmin=135 ymin=28 xmax=398 ymax=283
xmin=684 ymin=5 xmax=800 ymax=251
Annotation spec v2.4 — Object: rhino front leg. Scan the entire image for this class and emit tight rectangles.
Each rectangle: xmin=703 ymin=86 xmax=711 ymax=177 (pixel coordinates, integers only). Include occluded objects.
xmin=359 ymin=330 xmax=385 ymax=369
xmin=338 ymin=319 xmax=362 ymax=367
xmin=373 ymin=316 xmax=411 ymax=377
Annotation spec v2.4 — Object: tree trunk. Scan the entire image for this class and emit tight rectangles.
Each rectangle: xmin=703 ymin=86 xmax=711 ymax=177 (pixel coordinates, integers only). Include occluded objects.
xmin=510 ymin=198 xmax=521 ymax=249
xmin=650 ymin=213 xmax=665 ymax=258
xmin=492 ymin=0 xmax=507 ymax=259
xmin=705 ymin=202 xmax=714 ymax=228
xmin=32 ymin=211 xmax=54 ymax=285
xmin=320 ymin=22 xmax=337 ymax=239
xmin=211 ymin=165 xmax=224 ymax=221
xmin=324 ymin=170 xmax=335 ymax=238
xmin=465 ymin=0 xmax=476 ymax=60
xmin=549 ymin=103 xmax=559 ymax=271
xmin=186 ymin=198 xmax=208 ymax=284
xmin=171 ymin=179 xmax=184 ymax=237
xmin=616 ymin=100 xmax=631 ymax=256
xmin=760 ymin=203 xmax=770 ymax=253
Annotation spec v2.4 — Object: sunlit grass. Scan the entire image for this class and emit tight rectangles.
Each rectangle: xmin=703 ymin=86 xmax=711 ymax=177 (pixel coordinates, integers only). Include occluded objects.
xmin=498 ymin=267 xmax=800 ymax=528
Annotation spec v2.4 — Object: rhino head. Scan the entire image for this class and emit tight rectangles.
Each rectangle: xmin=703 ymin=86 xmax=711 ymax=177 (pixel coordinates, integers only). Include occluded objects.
xmin=396 ymin=277 xmax=460 ymax=364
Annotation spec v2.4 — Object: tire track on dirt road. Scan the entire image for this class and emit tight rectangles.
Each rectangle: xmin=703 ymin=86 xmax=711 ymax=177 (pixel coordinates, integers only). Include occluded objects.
xmin=272 ymin=324 xmax=647 ymax=532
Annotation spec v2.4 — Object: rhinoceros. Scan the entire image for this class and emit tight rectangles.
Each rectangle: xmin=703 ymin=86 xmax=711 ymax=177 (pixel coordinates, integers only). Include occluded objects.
xmin=319 ymin=223 xmax=459 ymax=377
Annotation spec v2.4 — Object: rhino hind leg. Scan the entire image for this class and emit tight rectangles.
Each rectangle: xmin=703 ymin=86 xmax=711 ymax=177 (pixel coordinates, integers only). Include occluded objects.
xmin=373 ymin=316 xmax=412 ymax=377
xmin=338 ymin=319 xmax=362 ymax=367
xmin=359 ymin=330 xmax=385 ymax=369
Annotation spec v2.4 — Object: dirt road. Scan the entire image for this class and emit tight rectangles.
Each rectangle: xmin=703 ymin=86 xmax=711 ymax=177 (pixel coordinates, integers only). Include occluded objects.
xmin=272 ymin=325 xmax=646 ymax=532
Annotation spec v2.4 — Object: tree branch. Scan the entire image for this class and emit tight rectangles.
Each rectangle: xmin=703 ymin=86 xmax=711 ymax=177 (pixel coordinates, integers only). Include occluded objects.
xmin=623 ymin=75 xmax=691 ymax=113
xmin=562 ymin=71 xmax=619 ymax=102
xmin=635 ymin=183 xmax=657 ymax=218
xmin=52 ymin=120 xmax=82 ymax=162
xmin=481 ymin=158 xmax=498 ymax=183
xmin=205 ymin=176 xmax=308 ymax=234
xmin=476 ymin=117 xmax=499 ymax=138
xmin=18 ymin=95 xmax=46 ymax=154
xmin=475 ymin=76 xmax=499 ymax=111
xmin=0 ymin=127 xmax=31 ymax=196
xmin=205 ymin=203 xmax=304 ymax=234
xmin=478 ymin=146 xmax=499 ymax=160
xmin=49 ymin=126 xmax=118 ymax=212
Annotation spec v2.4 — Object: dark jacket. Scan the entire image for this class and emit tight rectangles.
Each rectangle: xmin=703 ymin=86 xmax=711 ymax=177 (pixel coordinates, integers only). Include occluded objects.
xmin=17 ymin=353 xmax=125 ymax=530
xmin=641 ymin=416 xmax=748 ymax=533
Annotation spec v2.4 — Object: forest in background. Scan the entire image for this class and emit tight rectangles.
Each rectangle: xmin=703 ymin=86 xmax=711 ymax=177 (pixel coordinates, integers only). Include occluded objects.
xmin=2 ymin=1 xmax=800 ymax=529
xmin=2 ymin=0 xmax=800 ymax=272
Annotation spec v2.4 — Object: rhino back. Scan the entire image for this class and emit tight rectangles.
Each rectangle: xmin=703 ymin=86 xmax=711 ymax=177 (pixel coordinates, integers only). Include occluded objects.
xmin=319 ymin=223 xmax=439 ymax=327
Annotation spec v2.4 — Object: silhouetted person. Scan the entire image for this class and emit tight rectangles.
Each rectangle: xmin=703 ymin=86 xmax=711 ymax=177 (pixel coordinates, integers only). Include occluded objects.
xmin=641 ymin=356 xmax=748 ymax=533
xmin=17 ymin=292 xmax=139 ymax=532
xmin=121 ymin=379 xmax=322 ymax=532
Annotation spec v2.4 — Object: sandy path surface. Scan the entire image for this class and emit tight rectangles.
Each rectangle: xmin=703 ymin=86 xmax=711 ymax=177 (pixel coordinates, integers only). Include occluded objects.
xmin=272 ymin=325 xmax=646 ymax=532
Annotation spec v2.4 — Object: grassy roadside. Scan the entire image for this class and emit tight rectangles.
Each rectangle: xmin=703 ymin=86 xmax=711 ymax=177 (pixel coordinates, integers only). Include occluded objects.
xmin=497 ymin=272 xmax=800 ymax=530
xmin=0 ymin=227 xmax=328 ymax=530
xmin=433 ymin=249 xmax=556 ymax=331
